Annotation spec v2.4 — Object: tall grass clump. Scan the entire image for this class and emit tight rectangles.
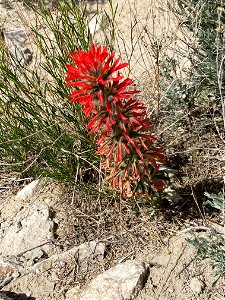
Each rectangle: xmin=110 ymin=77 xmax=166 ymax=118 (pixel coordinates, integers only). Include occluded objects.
xmin=0 ymin=0 xmax=115 ymax=182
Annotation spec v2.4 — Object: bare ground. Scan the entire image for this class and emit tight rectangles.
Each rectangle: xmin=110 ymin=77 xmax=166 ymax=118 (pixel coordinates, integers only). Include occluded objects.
xmin=0 ymin=178 xmax=224 ymax=299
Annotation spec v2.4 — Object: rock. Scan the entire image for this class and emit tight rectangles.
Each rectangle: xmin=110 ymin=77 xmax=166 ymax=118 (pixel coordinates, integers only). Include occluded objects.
xmin=15 ymin=180 xmax=39 ymax=201
xmin=23 ymin=248 xmax=44 ymax=261
xmin=1 ymin=241 xmax=105 ymax=300
xmin=0 ymin=202 xmax=54 ymax=256
xmin=0 ymin=293 xmax=13 ymax=300
xmin=2 ymin=28 xmax=33 ymax=66
xmin=189 ymin=277 xmax=205 ymax=295
xmin=77 ymin=240 xmax=105 ymax=263
xmin=214 ymin=296 xmax=225 ymax=300
xmin=68 ymin=260 xmax=149 ymax=300
xmin=31 ymin=241 xmax=105 ymax=274
xmin=0 ymin=261 xmax=15 ymax=280
xmin=23 ymin=248 xmax=44 ymax=266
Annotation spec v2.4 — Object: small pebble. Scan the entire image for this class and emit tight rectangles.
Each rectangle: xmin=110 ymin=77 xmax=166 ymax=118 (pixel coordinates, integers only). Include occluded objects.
xmin=189 ymin=277 xmax=205 ymax=295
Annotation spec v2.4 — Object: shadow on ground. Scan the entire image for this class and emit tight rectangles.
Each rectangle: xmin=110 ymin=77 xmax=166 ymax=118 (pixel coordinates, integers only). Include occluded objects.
xmin=160 ymin=177 xmax=224 ymax=223
xmin=0 ymin=291 xmax=35 ymax=300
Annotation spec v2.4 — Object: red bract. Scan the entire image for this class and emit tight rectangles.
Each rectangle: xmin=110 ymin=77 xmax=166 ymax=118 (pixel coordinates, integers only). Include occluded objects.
xmin=65 ymin=44 xmax=139 ymax=118
xmin=107 ymin=143 xmax=165 ymax=199
xmin=65 ymin=44 xmax=165 ymax=201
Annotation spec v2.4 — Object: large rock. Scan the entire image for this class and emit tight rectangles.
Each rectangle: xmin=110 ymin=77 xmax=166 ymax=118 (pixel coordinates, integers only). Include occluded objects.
xmin=0 ymin=202 xmax=54 ymax=257
xmin=66 ymin=260 xmax=149 ymax=300
xmin=31 ymin=241 xmax=105 ymax=274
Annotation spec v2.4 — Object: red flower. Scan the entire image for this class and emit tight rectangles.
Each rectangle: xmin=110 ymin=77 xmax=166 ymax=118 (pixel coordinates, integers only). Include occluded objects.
xmin=65 ymin=44 xmax=139 ymax=118
xmin=65 ymin=44 xmax=165 ymax=200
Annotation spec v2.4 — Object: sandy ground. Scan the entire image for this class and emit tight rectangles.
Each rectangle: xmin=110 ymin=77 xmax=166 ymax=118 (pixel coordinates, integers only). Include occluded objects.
xmin=87 ymin=0 xmax=192 ymax=107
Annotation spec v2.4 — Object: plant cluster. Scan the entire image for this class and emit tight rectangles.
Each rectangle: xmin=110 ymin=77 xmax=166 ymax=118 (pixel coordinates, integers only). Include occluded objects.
xmin=177 ymin=0 xmax=225 ymax=97
xmin=189 ymin=232 xmax=225 ymax=277
xmin=204 ymin=191 xmax=225 ymax=211
xmin=163 ymin=0 xmax=225 ymax=118
xmin=65 ymin=44 xmax=165 ymax=199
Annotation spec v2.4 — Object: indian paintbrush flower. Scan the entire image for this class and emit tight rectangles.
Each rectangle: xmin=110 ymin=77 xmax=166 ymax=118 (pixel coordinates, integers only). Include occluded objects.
xmin=65 ymin=44 xmax=165 ymax=200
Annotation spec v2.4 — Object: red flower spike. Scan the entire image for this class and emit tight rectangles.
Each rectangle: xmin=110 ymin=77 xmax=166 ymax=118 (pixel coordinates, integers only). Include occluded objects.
xmin=109 ymin=117 xmax=116 ymax=125
xmin=88 ymin=116 xmax=105 ymax=135
xmin=96 ymin=140 xmax=109 ymax=155
xmin=69 ymin=90 xmax=85 ymax=97
xmin=101 ymin=51 xmax=115 ymax=73
xmin=85 ymin=103 xmax=95 ymax=118
xmin=87 ymin=115 xmax=99 ymax=129
xmin=139 ymin=138 xmax=148 ymax=150
xmin=65 ymin=43 xmax=165 ymax=200
xmin=111 ymin=75 xmax=124 ymax=81
xmin=132 ymin=140 xmax=143 ymax=159
xmin=97 ymin=76 xmax=108 ymax=85
xmin=117 ymin=112 xmax=127 ymax=120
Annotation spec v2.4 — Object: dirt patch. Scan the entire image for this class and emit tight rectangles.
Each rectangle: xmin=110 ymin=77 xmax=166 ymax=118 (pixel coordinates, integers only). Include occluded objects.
xmin=136 ymin=234 xmax=225 ymax=300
